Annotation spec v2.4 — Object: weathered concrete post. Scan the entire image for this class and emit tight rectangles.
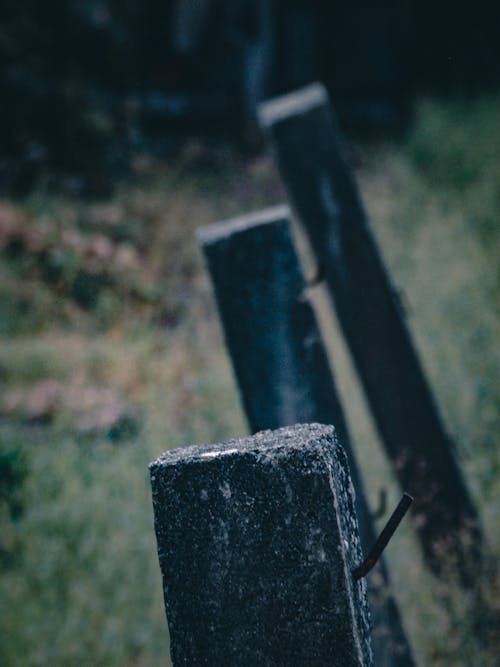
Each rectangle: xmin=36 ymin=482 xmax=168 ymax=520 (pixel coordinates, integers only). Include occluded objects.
xmin=198 ymin=205 xmax=346 ymax=436
xmin=198 ymin=208 xmax=416 ymax=666
xmin=150 ymin=423 xmax=372 ymax=666
xmin=258 ymin=83 xmax=482 ymax=580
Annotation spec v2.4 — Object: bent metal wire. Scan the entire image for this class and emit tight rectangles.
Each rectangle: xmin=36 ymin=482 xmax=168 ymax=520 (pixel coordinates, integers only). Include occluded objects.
xmin=353 ymin=492 xmax=413 ymax=581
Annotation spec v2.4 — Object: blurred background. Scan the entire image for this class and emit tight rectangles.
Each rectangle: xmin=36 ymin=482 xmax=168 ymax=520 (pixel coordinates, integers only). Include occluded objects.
xmin=2 ymin=0 xmax=500 ymax=192
xmin=0 ymin=2 xmax=499 ymax=666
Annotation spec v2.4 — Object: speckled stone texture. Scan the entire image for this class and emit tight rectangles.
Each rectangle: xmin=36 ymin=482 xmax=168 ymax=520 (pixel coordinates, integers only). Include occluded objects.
xmin=150 ymin=423 xmax=372 ymax=667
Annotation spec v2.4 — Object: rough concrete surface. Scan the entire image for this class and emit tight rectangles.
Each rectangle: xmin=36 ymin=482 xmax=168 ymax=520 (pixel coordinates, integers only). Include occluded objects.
xmin=150 ymin=423 xmax=372 ymax=666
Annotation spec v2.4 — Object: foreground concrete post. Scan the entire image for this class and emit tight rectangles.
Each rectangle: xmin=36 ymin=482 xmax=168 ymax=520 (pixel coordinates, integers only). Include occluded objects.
xmin=150 ymin=423 xmax=372 ymax=667
xmin=258 ymin=83 xmax=482 ymax=580
xmin=198 ymin=208 xmax=415 ymax=666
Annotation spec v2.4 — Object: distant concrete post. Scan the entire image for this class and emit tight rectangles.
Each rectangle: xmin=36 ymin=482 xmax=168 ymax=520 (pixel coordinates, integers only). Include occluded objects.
xmin=198 ymin=208 xmax=416 ymax=666
xmin=258 ymin=83 xmax=482 ymax=580
xmin=198 ymin=205 xmax=347 ymax=436
xmin=150 ymin=423 xmax=372 ymax=666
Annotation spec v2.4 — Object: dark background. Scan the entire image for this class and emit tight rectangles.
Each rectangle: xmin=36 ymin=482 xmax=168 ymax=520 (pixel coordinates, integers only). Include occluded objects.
xmin=1 ymin=0 xmax=499 ymax=192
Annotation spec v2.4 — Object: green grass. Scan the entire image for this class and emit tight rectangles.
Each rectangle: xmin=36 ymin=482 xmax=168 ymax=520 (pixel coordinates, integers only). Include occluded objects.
xmin=1 ymin=100 xmax=499 ymax=666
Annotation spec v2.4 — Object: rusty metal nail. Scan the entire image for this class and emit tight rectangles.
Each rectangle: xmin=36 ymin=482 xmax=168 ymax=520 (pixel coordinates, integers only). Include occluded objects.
xmin=353 ymin=492 xmax=413 ymax=580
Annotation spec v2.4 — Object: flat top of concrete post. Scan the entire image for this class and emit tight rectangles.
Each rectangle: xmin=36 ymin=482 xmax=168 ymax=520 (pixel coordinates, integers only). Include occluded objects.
xmin=258 ymin=82 xmax=328 ymax=127
xmin=197 ymin=203 xmax=290 ymax=246
xmin=150 ymin=422 xmax=372 ymax=666
xmin=150 ymin=422 xmax=337 ymax=469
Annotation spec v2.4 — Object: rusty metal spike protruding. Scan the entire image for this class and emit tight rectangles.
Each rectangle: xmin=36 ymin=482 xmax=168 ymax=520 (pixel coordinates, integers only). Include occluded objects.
xmin=353 ymin=493 xmax=413 ymax=581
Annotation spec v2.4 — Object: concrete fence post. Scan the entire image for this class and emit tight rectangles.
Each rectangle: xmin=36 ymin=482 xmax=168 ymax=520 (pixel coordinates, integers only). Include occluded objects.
xmin=150 ymin=423 xmax=372 ymax=666
xmin=258 ymin=83 xmax=482 ymax=581
xmin=198 ymin=208 xmax=415 ymax=666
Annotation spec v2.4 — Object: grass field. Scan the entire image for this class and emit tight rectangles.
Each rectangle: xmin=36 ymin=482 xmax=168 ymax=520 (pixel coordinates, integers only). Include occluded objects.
xmin=0 ymin=96 xmax=499 ymax=666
